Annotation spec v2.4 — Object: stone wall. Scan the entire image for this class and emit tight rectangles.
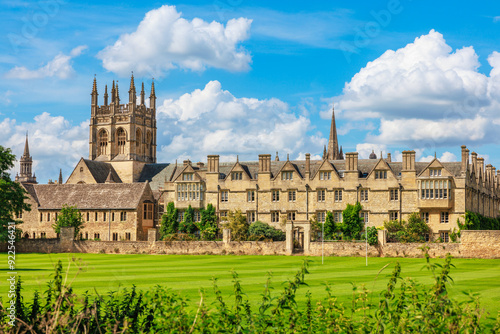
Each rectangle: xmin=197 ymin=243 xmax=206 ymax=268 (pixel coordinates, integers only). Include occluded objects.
xmin=3 ymin=230 xmax=500 ymax=259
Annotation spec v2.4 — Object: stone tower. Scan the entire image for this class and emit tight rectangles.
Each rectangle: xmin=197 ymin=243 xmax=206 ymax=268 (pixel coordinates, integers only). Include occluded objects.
xmin=15 ymin=133 xmax=37 ymax=184
xmin=88 ymin=75 xmax=157 ymax=182
xmin=325 ymin=106 xmax=343 ymax=160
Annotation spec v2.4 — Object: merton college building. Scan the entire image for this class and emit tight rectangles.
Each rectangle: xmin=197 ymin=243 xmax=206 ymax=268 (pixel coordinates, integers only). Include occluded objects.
xmin=15 ymin=76 xmax=500 ymax=242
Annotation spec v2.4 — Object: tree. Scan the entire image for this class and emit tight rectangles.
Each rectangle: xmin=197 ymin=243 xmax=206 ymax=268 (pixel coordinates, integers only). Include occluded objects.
xmin=223 ymin=209 xmax=249 ymax=241
xmin=52 ymin=205 xmax=84 ymax=238
xmin=342 ymin=202 xmax=363 ymax=239
xmin=0 ymin=146 xmax=31 ymax=241
xmin=198 ymin=204 xmax=218 ymax=240
xmin=179 ymin=205 xmax=196 ymax=235
xmin=405 ymin=212 xmax=431 ymax=242
xmin=324 ymin=211 xmax=336 ymax=240
xmin=160 ymin=202 xmax=178 ymax=239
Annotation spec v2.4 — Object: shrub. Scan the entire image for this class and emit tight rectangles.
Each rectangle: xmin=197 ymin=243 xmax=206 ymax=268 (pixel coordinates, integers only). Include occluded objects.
xmin=197 ymin=204 xmax=218 ymax=241
xmin=342 ymin=202 xmax=363 ymax=239
xmin=324 ymin=211 xmax=336 ymax=240
xmin=248 ymin=221 xmax=285 ymax=241
xmin=367 ymin=226 xmax=378 ymax=246
xmin=52 ymin=205 xmax=84 ymax=238
xmin=223 ymin=209 xmax=249 ymax=241
xmin=159 ymin=202 xmax=178 ymax=239
xmin=178 ymin=205 xmax=197 ymax=235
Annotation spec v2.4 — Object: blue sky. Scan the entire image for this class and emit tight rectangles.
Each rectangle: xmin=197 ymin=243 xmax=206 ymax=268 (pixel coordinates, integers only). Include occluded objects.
xmin=1 ymin=0 xmax=500 ymax=183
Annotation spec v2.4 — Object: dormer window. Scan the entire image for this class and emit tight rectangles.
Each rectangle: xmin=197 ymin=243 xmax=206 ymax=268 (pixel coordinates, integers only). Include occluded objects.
xmin=375 ymin=170 xmax=387 ymax=179
xmin=182 ymin=173 xmax=194 ymax=181
xmin=282 ymin=171 xmax=293 ymax=180
xmin=430 ymin=169 xmax=442 ymax=177
xmin=319 ymin=171 xmax=331 ymax=180
xmin=231 ymin=172 xmax=243 ymax=180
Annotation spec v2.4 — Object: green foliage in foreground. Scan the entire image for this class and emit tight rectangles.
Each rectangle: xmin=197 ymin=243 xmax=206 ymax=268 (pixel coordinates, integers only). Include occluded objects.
xmin=1 ymin=252 xmax=499 ymax=333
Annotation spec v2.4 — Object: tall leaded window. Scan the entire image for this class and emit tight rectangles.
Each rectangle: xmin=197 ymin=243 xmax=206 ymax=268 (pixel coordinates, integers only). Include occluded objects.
xmin=98 ymin=130 xmax=108 ymax=156
xmin=360 ymin=189 xmax=368 ymax=202
xmin=334 ymin=190 xmax=342 ymax=202
xmin=317 ymin=189 xmax=325 ymax=202
xmin=146 ymin=131 xmax=152 ymax=157
xmin=390 ymin=188 xmax=399 ymax=201
xmin=136 ymin=128 xmax=142 ymax=155
xmin=117 ymin=128 xmax=126 ymax=154
xmin=272 ymin=190 xmax=280 ymax=202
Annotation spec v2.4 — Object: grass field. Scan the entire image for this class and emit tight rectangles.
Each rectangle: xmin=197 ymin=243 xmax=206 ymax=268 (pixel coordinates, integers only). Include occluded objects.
xmin=2 ymin=254 xmax=500 ymax=323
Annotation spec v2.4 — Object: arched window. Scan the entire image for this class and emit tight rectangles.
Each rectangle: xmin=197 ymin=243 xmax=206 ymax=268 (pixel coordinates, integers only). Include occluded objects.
xmin=117 ymin=128 xmax=126 ymax=154
xmin=136 ymin=128 xmax=142 ymax=156
xmin=98 ymin=130 xmax=108 ymax=156
xmin=146 ymin=131 xmax=152 ymax=158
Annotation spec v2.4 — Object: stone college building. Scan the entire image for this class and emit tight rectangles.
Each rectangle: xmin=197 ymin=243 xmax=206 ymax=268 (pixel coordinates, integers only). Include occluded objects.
xmin=15 ymin=76 xmax=500 ymax=242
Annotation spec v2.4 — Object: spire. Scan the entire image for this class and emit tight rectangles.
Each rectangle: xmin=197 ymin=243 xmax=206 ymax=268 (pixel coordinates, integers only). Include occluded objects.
xmin=150 ymin=79 xmax=156 ymax=110
xmin=140 ymin=82 xmax=145 ymax=105
xmin=111 ymin=80 xmax=116 ymax=104
xmin=129 ymin=73 xmax=136 ymax=105
xmin=339 ymin=146 xmax=344 ymax=159
xmin=16 ymin=133 xmax=37 ymax=184
xmin=104 ymin=85 xmax=108 ymax=106
xmin=23 ymin=132 xmax=30 ymax=158
xmin=323 ymin=145 xmax=327 ymax=160
xmin=115 ymin=81 xmax=120 ymax=105
xmin=275 ymin=151 xmax=279 ymax=161
xmin=91 ymin=76 xmax=98 ymax=106
xmin=58 ymin=169 xmax=63 ymax=184
xmin=326 ymin=106 xmax=342 ymax=160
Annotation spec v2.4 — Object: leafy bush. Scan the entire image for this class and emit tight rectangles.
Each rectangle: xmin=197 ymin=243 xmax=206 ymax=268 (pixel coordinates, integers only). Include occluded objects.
xmin=460 ymin=211 xmax=500 ymax=230
xmin=367 ymin=226 xmax=378 ymax=246
xmin=197 ymin=204 xmax=218 ymax=241
xmin=384 ymin=213 xmax=430 ymax=243
xmin=324 ymin=211 xmax=336 ymax=240
xmin=159 ymin=202 xmax=178 ymax=239
xmin=223 ymin=209 xmax=249 ymax=241
xmin=52 ymin=205 xmax=84 ymax=238
xmin=1 ymin=256 xmax=497 ymax=333
xmin=248 ymin=221 xmax=285 ymax=241
xmin=342 ymin=202 xmax=363 ymax=239
xmin=178 ymin=205 xmax=197 ymax=235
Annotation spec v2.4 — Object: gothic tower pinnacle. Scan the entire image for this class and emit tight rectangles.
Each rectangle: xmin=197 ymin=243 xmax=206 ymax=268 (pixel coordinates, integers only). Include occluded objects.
xmin=326 ymin=106 xmax=343 ymax=160
xmin=15 ymin=132 xmax=37 ymax=184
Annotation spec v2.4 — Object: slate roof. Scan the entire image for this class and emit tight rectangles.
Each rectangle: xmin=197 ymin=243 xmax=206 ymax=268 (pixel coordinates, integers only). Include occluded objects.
xmin=138 ymin=163 xmax=172 ymax=190
xmin=25 ymin=183 xmax=150 ymax=210
xmin=83 ymin=159 xmax=122 ymax=183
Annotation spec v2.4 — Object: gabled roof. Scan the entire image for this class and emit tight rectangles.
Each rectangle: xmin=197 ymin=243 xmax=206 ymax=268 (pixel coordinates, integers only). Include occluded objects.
xmin=365 ymin=158 xmax=397 ymax=179
xmin=29 ymin=183 xmax=151 ymax=210
xmin=80 ymin=159 xmax=122 ymax=183
xmin=272 ymin=159 xmax=304 ymax=180
xmin=224 ymin=161 xmax=253 ymax=181
xmin=310 ymin=159 xmax=340 ymax=180
xmin=172 ymin=164 xmax=203 ymax=182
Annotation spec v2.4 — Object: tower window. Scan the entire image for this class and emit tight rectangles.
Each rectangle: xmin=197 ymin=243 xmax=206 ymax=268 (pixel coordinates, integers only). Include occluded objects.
xmin=117 ymin=128 xmax=126 ymax=154
xmin=98 ymin=130 xmax=108 ymax=156
xmin=136 ymin=129 xmax=142 ymax=155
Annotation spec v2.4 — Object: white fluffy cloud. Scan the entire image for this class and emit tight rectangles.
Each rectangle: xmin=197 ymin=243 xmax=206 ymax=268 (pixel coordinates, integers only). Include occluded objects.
xmin=5 ymin=46 xmax=87 ymax=80
xmin=1 ymin=113 xmax=87 ymax=182
xmin=338 ymin=30 xmax=500 ymax=150
xmin=157 ymin=81 xmax=320 ymax=162
xmin=98 ymin=5 xmax=252 ymax=77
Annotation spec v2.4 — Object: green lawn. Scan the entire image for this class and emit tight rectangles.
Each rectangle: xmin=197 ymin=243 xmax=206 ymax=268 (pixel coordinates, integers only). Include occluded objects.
xmin=2 ymin=254 xmax=500 ymax=323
